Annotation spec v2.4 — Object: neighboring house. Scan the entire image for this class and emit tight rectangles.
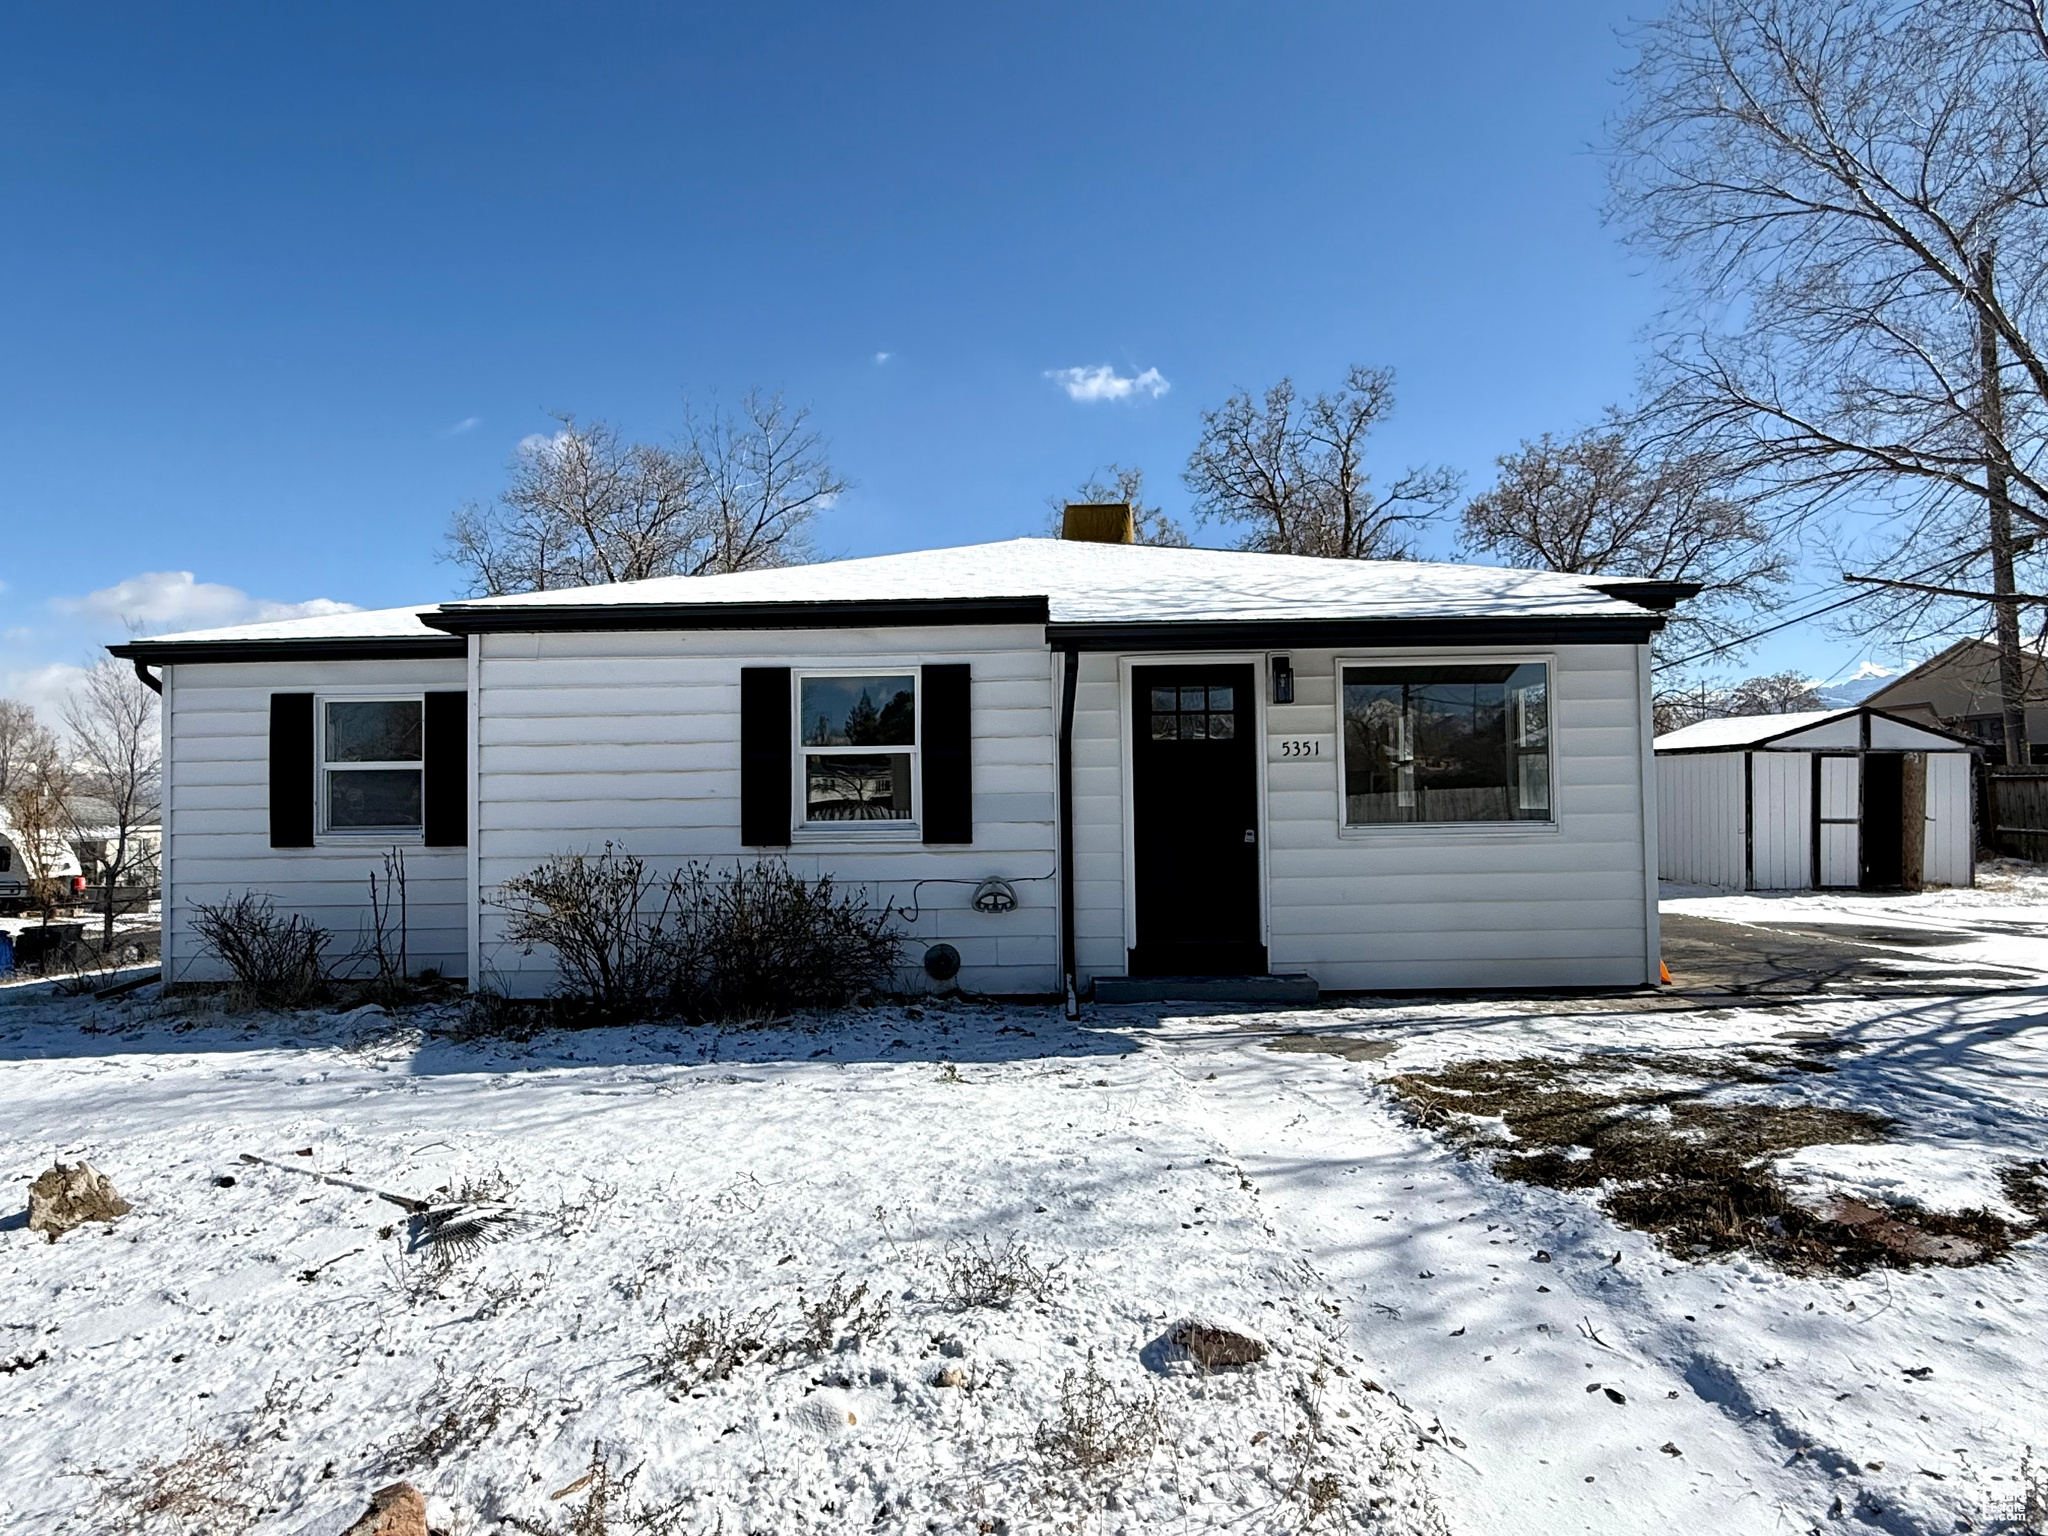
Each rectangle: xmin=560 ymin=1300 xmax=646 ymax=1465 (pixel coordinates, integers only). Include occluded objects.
xmin=1861 ymin=638 xmax=2048 ymax=763
xmin=1655 ymin=706 xmax=1976 ymax=891
xmin=70 ymin=824 xmax=163 ymax=889
xmin=110 ymin=529 xmax=1693 ymax=999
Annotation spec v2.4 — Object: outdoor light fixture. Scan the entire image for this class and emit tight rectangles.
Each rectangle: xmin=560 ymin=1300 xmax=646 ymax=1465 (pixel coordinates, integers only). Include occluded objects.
xmin=970 ymin=877 xmax=1018 ymax=913
xmin=1271 ymin=655 xmax=1294 ymax=704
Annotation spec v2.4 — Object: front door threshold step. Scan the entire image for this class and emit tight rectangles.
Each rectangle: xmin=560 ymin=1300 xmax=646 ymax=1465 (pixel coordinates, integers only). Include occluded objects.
xmin=1092 ymin=973 xmax=1319 ymax=1005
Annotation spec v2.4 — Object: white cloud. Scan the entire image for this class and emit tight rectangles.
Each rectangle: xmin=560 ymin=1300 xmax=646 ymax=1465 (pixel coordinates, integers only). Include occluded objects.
xmin=441 ymin=415 xmax=481 ymax=436
xmin=1046 ymin=364 xmax=1170 ymax=403
xmin=518 ymin=429 xmax=573 ymax=459
xmin=1 ymin=662 xmax=89 ymax=723
xmin=874 ymin=351 xmax=892 ymax=365
xmin=54 ymin=572 xmax=359 ymax=634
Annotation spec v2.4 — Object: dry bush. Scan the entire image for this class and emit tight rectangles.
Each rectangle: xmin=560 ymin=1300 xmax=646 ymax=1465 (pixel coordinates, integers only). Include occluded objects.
xmin=941 ymin=1236 xmax=1060 ymax=1310
xmin=189 ymin=893 xmax=329 ymax=1007
xmin=494 ymin=847 xmax=902 ymax=1019
xmin=646 ymin=1303 xmax=786 ymax=1390
xmin=2022 ymin=1446 xmax=2048 ymax=1536
xmin=504 ymin=1440 xmax=691 ymax=1536
xmin=92 ymin=1378 xmax=303 ymax=1534
xmin=383 ymin=1241 xmax=478 ymax=1307
xmin=377 ymin=1364 xmax=539 ymax=1473
xmin=796 ymin=1275 xmax=891 ymax=1356
xmin=1033 ymin=1355 xmax=1161 ymax=1480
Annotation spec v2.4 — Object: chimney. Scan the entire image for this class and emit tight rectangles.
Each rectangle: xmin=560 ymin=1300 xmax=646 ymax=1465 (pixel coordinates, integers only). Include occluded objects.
xmin=1061 ymin=502 xmax=1135 ymax=544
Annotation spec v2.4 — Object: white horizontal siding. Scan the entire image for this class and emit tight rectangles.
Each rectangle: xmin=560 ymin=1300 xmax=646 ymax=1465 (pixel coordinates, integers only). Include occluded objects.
xmin=1261 ymin=645 xmax=1652 ymax=990
xmin=474 ymin=625 xmax=1059 ymax=998
xmin=161 ymin=657 xmax=470 ymax=984
xmin=1656 ymin=752 xmax=1746 ymax=888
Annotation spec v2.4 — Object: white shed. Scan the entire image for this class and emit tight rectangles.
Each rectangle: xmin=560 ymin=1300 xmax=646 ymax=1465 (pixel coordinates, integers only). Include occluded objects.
xmin=1655 ymin=706 xmax=1977 ymax=891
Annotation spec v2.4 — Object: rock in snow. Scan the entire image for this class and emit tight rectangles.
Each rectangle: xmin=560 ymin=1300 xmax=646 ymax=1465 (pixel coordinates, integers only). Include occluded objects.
xmin=26 ymin=1161 xmax=130 ymax=1241
xmin=1168 ymin=1318 xmax=1268 ymax=1370
xmin=338 ymin=1481 xmax=428 ymax=1536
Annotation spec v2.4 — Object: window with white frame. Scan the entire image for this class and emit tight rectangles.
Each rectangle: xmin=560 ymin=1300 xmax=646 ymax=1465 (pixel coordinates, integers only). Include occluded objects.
xmin=320 ymin=697 xmax=424 ymax=835
xmin=797 ymin=673 xmax=918 ymax=824
xmin=1340 ymin=662 xmax=1551 ymax=825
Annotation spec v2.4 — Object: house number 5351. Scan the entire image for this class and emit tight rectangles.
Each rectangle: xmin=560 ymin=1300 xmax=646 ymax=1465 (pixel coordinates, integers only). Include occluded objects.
xmin=1270 ymin=735 xmax=1333 ymax=761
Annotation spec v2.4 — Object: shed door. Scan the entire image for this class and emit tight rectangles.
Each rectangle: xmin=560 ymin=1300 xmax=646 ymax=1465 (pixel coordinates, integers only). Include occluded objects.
xmin=1816 ymin=755 xmax=1861 ymax=888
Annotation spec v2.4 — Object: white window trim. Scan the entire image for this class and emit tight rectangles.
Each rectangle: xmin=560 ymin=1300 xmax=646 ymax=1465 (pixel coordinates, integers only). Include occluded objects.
xmin=1332 ymin=651 xmax=1561 ymax=839
xmin=315 ymin=692 xmax=427 ymax=845
xmin=789 ymin=668 xmax=923 ymax=840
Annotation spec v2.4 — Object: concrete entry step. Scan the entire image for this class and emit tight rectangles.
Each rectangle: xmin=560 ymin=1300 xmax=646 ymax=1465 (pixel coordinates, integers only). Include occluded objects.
xmin=1092 ymin=973 xmax=1319 ymax=1005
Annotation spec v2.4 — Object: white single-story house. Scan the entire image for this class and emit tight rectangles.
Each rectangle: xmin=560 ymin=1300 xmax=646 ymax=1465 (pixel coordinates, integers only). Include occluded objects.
xmin=111 ymin=529 xmax=1695 ymax=1001
xmin=1655 ymin=706 xmax=1977 ymax=892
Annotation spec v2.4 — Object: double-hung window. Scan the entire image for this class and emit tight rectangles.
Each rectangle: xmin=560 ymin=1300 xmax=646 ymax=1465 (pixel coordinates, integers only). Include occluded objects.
xmin=797 ymin=673 xmax=918 ymax=825
xmin=1340 ymin=661 xmax=1551 ymax=826
xmin=320 ymin=697 xmax=424 ymax=837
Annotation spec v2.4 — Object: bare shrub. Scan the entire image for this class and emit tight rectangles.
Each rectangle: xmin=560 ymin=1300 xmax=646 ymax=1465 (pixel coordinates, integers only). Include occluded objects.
xmin=941 ymin=1236 xmax=1060 ymax=1310
xmin=189 ymin=893 xmax=328 ymax=1007
xmin=377 ymin=1364 xmax=539 ymax=1473
xmin=497 ymin=845 xmax=682 ymax=1014
xmin=2021 ymin=1446 xmax=2048 ymax=1536
xmin=495 ymin=848 xmax=902 ymax=1019
xmin=383 ymin=1242 xmax=477 ymax=1308
xmin=683 ymin=859 xmax=902 ymax=1016
xmin=646 ymin=1303 xmax=785 ymax=1390
xmin=91 ymin=1378 xmax=303 ymax=1534
xmin=504 ymin=1440 xmax=691 ymax=1536
xmin=1033 ymin=1355 xmax=1160 ymax=1479
xmin=796 ymin=1274 xmax=891 ymax=1356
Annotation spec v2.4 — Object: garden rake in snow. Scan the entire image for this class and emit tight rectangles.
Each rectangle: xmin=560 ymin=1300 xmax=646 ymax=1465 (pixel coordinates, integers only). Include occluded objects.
xmin=237 ymin=1151 xmax=525 ymax=1254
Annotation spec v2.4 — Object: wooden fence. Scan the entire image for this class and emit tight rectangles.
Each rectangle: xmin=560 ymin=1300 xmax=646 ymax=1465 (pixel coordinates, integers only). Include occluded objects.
xmin=1986 ymin=767 xmax=2048 ymax=861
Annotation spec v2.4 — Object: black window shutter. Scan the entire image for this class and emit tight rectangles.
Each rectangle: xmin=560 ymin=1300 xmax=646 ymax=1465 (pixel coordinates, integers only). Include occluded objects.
xmin=269 ymin=693 xmax=315 ymax=848
xmin=922 ymin=663 xmax=972 ymax=844
xmin=423 ymin=691 xmax=468 ymax=847
xmin=740 ymin=667 xmax=792 ymax=846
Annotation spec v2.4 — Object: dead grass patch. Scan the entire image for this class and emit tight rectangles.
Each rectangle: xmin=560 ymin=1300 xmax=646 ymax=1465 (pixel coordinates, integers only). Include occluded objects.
xmin=1388 ymin=1051 xmax=2032 ymax=1275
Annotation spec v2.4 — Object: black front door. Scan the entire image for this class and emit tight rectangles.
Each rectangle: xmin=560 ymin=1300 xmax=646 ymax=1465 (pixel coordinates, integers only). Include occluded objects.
xmin=1129 ymin=664 xmax=1265 ymax=977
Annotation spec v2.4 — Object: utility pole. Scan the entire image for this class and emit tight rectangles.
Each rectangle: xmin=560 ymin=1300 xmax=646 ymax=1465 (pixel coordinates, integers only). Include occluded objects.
xmin=1978 ymin=245 xmax=2030 ymax=767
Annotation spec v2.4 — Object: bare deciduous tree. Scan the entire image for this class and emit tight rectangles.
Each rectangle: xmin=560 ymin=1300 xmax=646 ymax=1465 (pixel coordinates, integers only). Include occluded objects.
xmin=1652 ymin=668 xmax=1826 ymax=734
xmin=1459 ymin=425 xmax=1789 ymax=654
xmin=1183 ymin=365 xmax=1459 ymax=560
xmin=0 ymin=715 xmax=74 ymax=930
xmin=1610 ymin=0 xmax=2048 ymax=760
xmin=0 ymin=699 xmax=46 ymax=802
xmin=1042 ymin=463 xmax=1190 ymax=546
xmin=443 ymin=393 xmax=846 ymax=596
xmin=64 ymin=659 xmax=162 ymax=946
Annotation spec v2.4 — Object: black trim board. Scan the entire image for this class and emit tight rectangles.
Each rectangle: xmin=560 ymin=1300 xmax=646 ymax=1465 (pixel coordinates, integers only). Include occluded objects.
xmin=110 ymin=637 xmax=467 ymax=664
xmin=426 ymin=596 xmax=1051 ymax=635
xmin=1044 ymin=615 xmax=1662 ymax=650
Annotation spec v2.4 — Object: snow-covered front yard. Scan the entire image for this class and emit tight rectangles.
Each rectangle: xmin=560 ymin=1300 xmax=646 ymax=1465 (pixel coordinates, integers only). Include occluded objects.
xmin=4 ymin=897 xmax=2046 ymax=1534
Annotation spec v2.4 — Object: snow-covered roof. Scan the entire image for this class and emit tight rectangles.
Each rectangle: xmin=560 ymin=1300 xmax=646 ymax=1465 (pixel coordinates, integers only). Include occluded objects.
xmin=121 ymin=605 xmax=447 ymax=646
xmin=1656 ymin=710 xmax=1850 ymax=751
xmin=114 ymin=540 xmax=1673 ymax=657
xmin=1656 ymin=706 xmax=1976 ymax=753
xmin=438 ymin=539 xmax=1657 ymax=626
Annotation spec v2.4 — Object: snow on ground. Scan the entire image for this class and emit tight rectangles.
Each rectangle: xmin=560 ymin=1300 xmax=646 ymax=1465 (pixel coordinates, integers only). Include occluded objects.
xmin=0 ymin=996 xmax=1450 ymax=1536
xmin=1662 ymin=864 xmax=2048 ymax=982
xmin=3 ymin=924 xmax=2045 ymax=1533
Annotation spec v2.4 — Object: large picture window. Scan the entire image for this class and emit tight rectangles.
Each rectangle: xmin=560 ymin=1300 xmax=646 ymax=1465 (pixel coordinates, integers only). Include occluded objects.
xmin=321 ymin=698 xmax=424 ymax=835
xmin=798 ymin=673 xmax=917 ymax=824
xmin=1341 ymin=662 xmax=1550 ymax=825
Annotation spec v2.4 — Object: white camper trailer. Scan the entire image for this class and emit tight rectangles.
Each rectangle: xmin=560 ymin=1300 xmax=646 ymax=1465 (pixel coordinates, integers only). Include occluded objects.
xmin=0 ymin=819 xmax=85 ymax=913
xmin=1655 ymin=706 xmax=1977 ymax=891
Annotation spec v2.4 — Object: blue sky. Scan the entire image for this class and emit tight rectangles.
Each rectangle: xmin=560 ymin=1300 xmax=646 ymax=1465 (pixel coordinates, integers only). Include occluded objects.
xmin=0 ymin=2 xmax=1907 ymax=714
